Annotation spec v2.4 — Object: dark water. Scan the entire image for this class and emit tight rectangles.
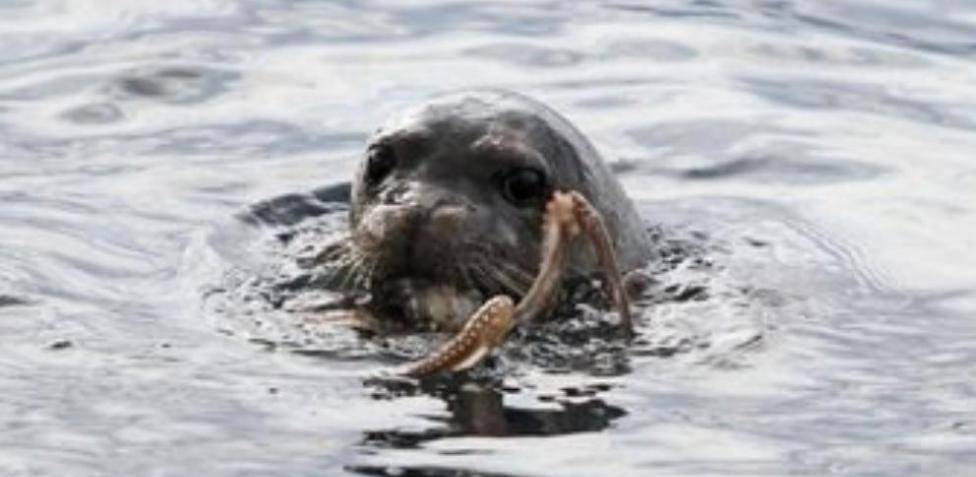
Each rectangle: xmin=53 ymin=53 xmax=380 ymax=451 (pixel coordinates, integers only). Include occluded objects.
xmin=2 ymin=1 xmax=976 ymax=476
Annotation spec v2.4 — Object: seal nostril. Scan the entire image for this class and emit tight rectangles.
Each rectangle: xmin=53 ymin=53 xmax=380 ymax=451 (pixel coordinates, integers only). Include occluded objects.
xmin=429 ymin=205 xmax=471 ymax=232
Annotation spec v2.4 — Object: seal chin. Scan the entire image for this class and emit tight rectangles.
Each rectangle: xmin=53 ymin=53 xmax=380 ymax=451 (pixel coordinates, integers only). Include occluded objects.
xmin=373 ymin=278 xmax=484 ymax=329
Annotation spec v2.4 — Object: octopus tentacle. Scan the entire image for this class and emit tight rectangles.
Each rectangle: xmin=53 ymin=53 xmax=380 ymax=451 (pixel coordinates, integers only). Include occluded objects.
xmin=512 ymin=192 xmax=576 ymax=324
xmin=566 ymin=191 xmax=634 ymax=337
xmin=397 ymin=296 xmax=516 ymax=377
xmin=396 ymin=190 xmax=632 ymax=377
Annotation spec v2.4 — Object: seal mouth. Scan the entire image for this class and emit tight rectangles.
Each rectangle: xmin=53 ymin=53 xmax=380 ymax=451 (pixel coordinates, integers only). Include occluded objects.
xmin=345 ymin=232 xmax=537 ymax=327
xmin=372 ymin=241 xmax=533 ymax=299
xmin=369 ymin=276 xmax=484 ymax=328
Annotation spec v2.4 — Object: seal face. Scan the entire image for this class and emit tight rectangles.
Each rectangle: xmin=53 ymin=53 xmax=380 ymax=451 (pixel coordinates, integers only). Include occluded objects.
xmin=344 ymin=89 xmax=651 ymax=327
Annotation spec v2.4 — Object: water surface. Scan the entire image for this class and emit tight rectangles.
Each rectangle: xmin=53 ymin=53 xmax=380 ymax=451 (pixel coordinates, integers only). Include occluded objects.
xmin=1 ymin=1 xmax=975 ymax=476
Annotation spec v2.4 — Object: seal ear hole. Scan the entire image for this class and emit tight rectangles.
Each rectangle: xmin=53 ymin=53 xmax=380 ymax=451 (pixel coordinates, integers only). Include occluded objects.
xmin=499 ymin=167 xmax=549 ymax=207
xmin=365 ymin=144 xmax=397 ymax=185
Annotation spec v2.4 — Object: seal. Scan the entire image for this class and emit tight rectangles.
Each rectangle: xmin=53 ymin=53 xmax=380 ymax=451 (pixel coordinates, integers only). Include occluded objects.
xmin=324 ymin=89 xmax=652 ymax=332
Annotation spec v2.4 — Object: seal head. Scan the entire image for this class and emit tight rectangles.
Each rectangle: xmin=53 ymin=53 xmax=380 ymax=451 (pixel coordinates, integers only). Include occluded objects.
xmin=347 ymin=90 xmax=651 ymax=326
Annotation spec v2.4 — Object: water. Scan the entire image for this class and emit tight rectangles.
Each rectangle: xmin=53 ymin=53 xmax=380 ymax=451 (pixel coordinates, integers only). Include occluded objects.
xmin=2 ymin=1 xmax=975 ymax=475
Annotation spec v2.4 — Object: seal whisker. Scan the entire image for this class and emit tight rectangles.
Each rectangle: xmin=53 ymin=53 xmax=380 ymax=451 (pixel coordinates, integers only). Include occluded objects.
xmin=458 ymin=263 xmax=477 ymax=295
xmin=466 ymin=256 xmax=496 ymax=294
xmin=347 ymin=252 xmax=369 ymax=291
xmin=469 ymin=242 xmax=536 ymax=286
xmin=333 ymin=251 xmax=361 ymax=292
xmin=492 ymin=257 xmax=535 ymax=290
xmin=479 ymin=249 xmax=534 ymax=293
xmin=317 ymin=239 xmax=355 ymax=265
xmin=359 ymin=253 xmax=378 ymax=290
xmin=473 ymin=253 xmax=527 ymax=297
xmin=467 ymin=254 xmax=498 ymax=292
xmin=464 ymin=254 xmax=496 ymax=293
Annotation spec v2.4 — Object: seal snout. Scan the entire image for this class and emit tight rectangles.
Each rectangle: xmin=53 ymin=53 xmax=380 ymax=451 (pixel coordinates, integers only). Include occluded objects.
xmin=355 ymin=190 xmax=479 ymax=283
xmin=409 ymin=202 xmax=475 ymax=267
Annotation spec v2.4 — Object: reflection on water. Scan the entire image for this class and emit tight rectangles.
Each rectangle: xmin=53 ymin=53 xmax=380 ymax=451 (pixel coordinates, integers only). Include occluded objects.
xmin=1 ymin=0 xmax=975 ymax=476
xmin=348 ymin=464 xmax=524 ymax=477
xmin=350 ymin=379 xmax=626 ymax=476
xmin=363 ymin=379 xmax=626 ymax=445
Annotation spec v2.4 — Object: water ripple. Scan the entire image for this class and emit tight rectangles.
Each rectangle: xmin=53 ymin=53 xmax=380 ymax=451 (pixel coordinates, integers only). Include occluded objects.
xmin=1 ymin=1 xmax=975 ymax=476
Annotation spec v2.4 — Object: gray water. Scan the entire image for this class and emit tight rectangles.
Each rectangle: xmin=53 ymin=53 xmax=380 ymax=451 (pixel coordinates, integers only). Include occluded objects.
xmin=2 ymin=1 xmax=976 ymax=476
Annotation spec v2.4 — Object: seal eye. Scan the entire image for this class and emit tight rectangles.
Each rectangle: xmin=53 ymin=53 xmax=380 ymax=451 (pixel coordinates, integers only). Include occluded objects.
xmin=365 ymin=144 xmax=396 ymax=185
xmin=500 ymin=168 xmax=548 ymax=206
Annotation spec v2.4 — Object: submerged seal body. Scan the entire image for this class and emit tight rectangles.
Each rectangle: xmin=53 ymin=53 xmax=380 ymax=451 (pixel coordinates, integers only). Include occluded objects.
xmin=337 ymin=90 xmax=651 ymax=328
